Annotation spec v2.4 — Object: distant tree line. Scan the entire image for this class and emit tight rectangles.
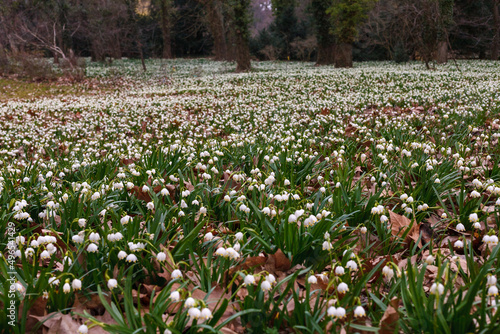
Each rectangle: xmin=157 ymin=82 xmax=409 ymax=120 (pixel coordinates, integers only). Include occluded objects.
xmin=0 ymin=0 xmax=498 ymax=74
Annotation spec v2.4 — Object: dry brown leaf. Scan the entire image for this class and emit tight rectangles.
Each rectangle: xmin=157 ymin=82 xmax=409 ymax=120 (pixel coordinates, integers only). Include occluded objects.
xmin=379 ymin=297 xmax=399 ymax=334
xmin=389 ymin=211 xmax=421 ymax=248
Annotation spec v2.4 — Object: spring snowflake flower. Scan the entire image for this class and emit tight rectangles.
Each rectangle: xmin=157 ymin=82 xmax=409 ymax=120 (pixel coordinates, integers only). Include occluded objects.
xmin=327 ymin=306 xmax=336 ymax=317
xmin=40 ymin=250 xmax=50 ymax=260
xmin=172 ymin=269 xmax=183 ymax=279
xmin=244 ymin=275 xmax=256 ymax=286
xmin=471 ymin=190 xmax=481 ymax=198
xmin=78 ymin=218 xmax=87 ymax=227
xmin=118 ymin=251 xmax=127 ymax=260
xmin=487 ymin=275 xmax=497 ymax=287
xmin=185 ymin=297 xmax=196 ymax=308
xmin=48 ymin=277 xmax=59 ymax=286
xmin=107 ymin=279 xmax=118 ymax=290
xmin=456 ymin=223 xmax=465 ymax=232
xmin=337 ymin=282 xmax=349 ymax=294
xmin=360 ymin=226 xmax=367 ymax=234
xmin=72 ymin=279 xmax=82 ymax=290
xmin=288 ymin=214 xmax=297 ymax=223
xmin=425 ymin=255 xmax=435 ymax=265
xmin=121 ymin=215 xmax=132 ymax=225
xmin=380 ymin=215 xmax=388 ymax=223
xmin=157 ymin=252 xmax=167 ymax=262
xmin=454 ymin=240 xmax=464 ymax=248
xmin=266 ymin=274 xmax=276 ymax=284
xmin=322 ymin=241 xmax=332 ymax=251
xmin=307 ymin=275 xmax=317 ymax=284
xmin=488 ymin=286 xmax=499 ymax=296
xmin=335 ymin=266 xmax=345 ymax=275
xmin=77 ymin=325 xmax=88 ymax=334
xmin=126 ymin=253 xmax=138 ymax=263
xmin=170 ymin=290 xmax=180 ymax=302
xmin=200 ymin=308 xmax=212 ymax=320
xmin=63 ymin=282 xmax=71 ymax=294
xmin=146 ymin=202 xmax=155 ymax=210
xmin=188 ymin=307 xmax=201 ymax=319
xmin=215 ymin=248 xmax=228 ymax=257
xmin=382 ymin=265 xmax=395 ymax=280
xmin=430 ymin=283 xmax=444 ymax=296
xmin=261 ymin=280 xmax=272 ymax=291
xmin=346 ymin=260 xmax=358 ymax=271
xmin=87 ymin=243 xmax=98 ymax=253
xmin=354 ymin=306 xmax=366 ymax=318
xmin=335 ymin=307 xmax=346 ymax=319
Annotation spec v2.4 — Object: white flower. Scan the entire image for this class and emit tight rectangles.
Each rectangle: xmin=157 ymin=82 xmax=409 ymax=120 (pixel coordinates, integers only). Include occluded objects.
xmin=335 ymin=266 xmax=345 ymax=275
xmin=77 ymin=324 xmax=88 ymax=334
xmin=454 ymin=240 xmax=464 ymax=248
xmin=126 ymin=254 xmax=138 ymax=262
xmin=188 ymin=307 xmax=201 ymax=319
xmin=335 ymin=307 xmax=346 ymax=319
xmin=63 ymin=282 xmax=71 ymax=294
xmin=215 ymin=248 xmax=227 ymax=257
xmin=490 ymin=235 xmax=499 ymax=246
xmin=488 ymin=286 xmax=499 ymax=296
xmin=327 ymin=306 xmax=336 ymax=317
xmin=425 ymin=255 xmax=435 ymax=265
xmin=322 ymin=241 xmax=332 ymax=251
xmin=261 ymin=280 xmax=272 ymax=291
xmin=235 ymin=232 xmax=243 ymax=241
xmin=118 ymin=251 xmax=127 ymax=260
xmin=49 ymin=277 xmax=60 ymax=286
xmin=456 ymin=223 xmax=465 ymax=232
xmin=40 ymin=250 xmax=50 ymax=259
xmin=185 ymin=297 xmax=196 ymax=308
xmin=204 ymin=232 xmax=214 ymax=241
xmin=107 ymin=279 xmax=118 ymax=290
xmin=337 ymin=282 xmax=349 ymax=294
xmin=266 ymin=274 xmax=276 ymax=284
xmin=170 ymin=290 xmax=180 ymax=302
xmin=244 ymin=275 xmax=255 ymax=286
xmin=121 ymin=215 xmax=132 ymax=225
xmin=487 ymin=275 xmax=497 ymax=287
xmin=72 ymin=279 xmax=82 ymax=290
xmin=89 ymin=232 xmax=100 ymax=242
xmin=146 ymin=202 xmax=155 ymax=210
xmin=471 ymin=190 xmax=481 ymax=198
xmin=307 ymin=275 xmax=317 ymax=284
xmin=157 ymin=252 xmax=167 ymax=262
xmin=473 ymin=222 xmax=481 ymax=229
xmin=172 ymin=269 xmax=183 ymax=279
xmin=360 ymin=226 xmax=367 ymax=234
xmin=288 ymin=214 xmax=297 ymax=223
xmin=346 ymin=260 xmax=358 ymax=271
xmin=199 ymin=206 xmax=207 ymax=214
xmin=87 ymin=243 xmax=98 ymax=253
xmin=200 ymin=308 xmax=212 ymax=320
xmin=78 ymin=218 xmax=87 ymax=227
xmin=430 ymin=283 xmax=444 ymax=295
xmin=469 ymin=213 xmax=479 ymax=223
xmin=354 ymin=306 xmax=366 ymax=318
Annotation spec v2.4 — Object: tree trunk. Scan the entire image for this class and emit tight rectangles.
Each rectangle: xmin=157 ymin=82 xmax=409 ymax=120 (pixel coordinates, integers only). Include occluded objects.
xmin=206 ymin=0 xmax=228 ymax=61
xmin=492 ymin=0 xmax=500 ymax=60
xmin=316 ymin=43 xmax=336 ymax=65
xmin=235 ymin=30 xmax=250 ymax=72
xmin=436 ymin=40 xmax=447 ymax=64
xmin=159 ymin=0 xmax=173 ymax=59
xmin=334 ymin=43 xmax=353 ymax=68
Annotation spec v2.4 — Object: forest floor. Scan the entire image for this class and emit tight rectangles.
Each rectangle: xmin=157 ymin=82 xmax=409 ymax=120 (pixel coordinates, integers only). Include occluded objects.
xmin=1 ymin=58 xmax=500 ymax=334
